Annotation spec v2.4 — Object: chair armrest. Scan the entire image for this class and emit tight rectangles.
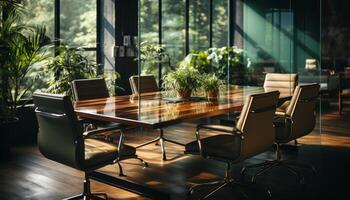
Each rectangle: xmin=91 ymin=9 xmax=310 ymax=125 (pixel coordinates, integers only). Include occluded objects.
xmin=197 ymin=124 xmax=240 ymax=134
xmin=275 ymin=111 xmax=286 ymax=117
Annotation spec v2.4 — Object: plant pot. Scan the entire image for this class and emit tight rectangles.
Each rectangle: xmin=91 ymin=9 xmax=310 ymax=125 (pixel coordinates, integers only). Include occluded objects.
xmin=177 ymin=89 xmax=192 ymax=99
xmin=14 ymin=104 xmax=39 ymax=145
xmin=207 ymin=90 xmax=219 ymax=101
xmin=0 ymin=117 xmax=19 ymax=160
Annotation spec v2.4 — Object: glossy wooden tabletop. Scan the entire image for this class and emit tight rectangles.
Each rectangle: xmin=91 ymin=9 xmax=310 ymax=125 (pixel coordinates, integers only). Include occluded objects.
xmin=74 ymin=85 xmax=291 ymax=129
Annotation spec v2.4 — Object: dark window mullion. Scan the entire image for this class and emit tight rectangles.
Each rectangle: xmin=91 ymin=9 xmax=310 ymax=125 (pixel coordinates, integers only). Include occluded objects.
xmin=54 ymin=0 xmax=60 ymax=56
xmin=158 ymin=0 xmax=162 ymax=87
xmin=209 ymin=0 xmax=213 ymax=48
xmin=96 ymin=0 xmax=102 ymax=70
xmin=228 ymin=0 xmax=235 ymax=47
xmin=185 ymin=0 xmax=190 ymax=55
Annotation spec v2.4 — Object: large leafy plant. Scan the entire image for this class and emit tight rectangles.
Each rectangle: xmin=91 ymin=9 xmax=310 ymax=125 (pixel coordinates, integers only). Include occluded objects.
xmin=0 ymin=0 xmax=50 ymax=118
xmin=45 ymin=44 xmax=121 ymax=96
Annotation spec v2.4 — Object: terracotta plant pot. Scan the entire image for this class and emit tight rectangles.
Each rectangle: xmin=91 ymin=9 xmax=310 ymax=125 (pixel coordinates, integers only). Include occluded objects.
xmin=207 ymin=89 xmax=219 ymax=101
xmin=177 ymin=90 xmax=192 ymax=99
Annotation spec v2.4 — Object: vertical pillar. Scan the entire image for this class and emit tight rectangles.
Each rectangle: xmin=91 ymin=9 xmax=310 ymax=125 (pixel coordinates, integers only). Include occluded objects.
xmin=100 ymin=0 xmax=138 ymax=95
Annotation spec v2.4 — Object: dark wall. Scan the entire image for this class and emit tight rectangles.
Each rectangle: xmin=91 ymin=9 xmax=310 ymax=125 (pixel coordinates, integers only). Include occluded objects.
xmin=322 ymin=0 xmax=350 ymax=71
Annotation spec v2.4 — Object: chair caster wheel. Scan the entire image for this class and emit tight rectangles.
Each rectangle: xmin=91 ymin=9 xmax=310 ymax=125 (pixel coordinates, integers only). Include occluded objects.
xmin=251 ymin=176 xmax=256 ymax=184
xmin=266 ymin=189 xmax=272 ymax=200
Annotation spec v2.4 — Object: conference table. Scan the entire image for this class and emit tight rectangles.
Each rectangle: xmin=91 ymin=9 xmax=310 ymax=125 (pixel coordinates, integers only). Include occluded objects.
xmin=74 ymin=85 xmax=291 ymax=129
xmin=74 ymin=85 xmax=291 ymax=199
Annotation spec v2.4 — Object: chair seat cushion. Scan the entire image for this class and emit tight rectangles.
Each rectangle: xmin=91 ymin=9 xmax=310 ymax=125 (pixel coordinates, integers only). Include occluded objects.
xmin=185 ymin=135 xmax=241 ymax=160
xmin=199 ymin=124 xmax=237 ymax=133
xmin=84 ymin=139 xmax=135 ymax=169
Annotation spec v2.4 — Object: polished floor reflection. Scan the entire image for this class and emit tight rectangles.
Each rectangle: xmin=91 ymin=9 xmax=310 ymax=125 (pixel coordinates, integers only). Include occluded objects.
xmin=0 ymin=105 xmax=349 ymax=200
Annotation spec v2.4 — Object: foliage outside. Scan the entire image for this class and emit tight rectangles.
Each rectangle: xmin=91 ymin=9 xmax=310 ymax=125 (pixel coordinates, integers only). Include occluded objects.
xmin=138 ymin=41 xmax=174 ymax=76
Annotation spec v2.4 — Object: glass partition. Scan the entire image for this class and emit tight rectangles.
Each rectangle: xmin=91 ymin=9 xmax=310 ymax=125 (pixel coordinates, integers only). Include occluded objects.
xmin=242 ymin=0 xmax=322 ymax=148
xmin=137 ymin=0 xmax=322 ymax=147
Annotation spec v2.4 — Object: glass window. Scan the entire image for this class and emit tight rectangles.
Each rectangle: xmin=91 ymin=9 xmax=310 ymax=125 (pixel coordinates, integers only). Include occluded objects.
xmin=140 ymin=0 xmax=160 ymax=82
xmin=213 ymin=0 xmax=229 ymax=47
xmin=189 ymin=0 xmax=210 ymax=51
xmin=22 ymin=0 xmax=55 ymax=39
xmin=22 ymin=0 xmax=55 ymax=96
xmin=140 ymin=0 xmax=159 ymax=43
xmin=162 ymin=0 xmax=185 ymax=72
xmin=60 ymin=0 xmax=97 ymax=48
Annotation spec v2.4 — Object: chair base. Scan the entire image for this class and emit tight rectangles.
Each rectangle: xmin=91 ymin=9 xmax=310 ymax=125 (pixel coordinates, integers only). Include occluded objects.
xmin=116 ymin=156 xmax=148 ymax=176
xmin=188 ymin=178 xmax=255 ymax=200
xmin=241 ymin=159 xmax=316 ymax=185
xmin=63 ymin=173 xmax=108 ymax=200
xmin=135 ymin=129 xmax=185 ymax=160
xmin=188 ymin=163 xmax=271 ymax=200
xmin=63 ymin=193 xmax=107 ymax=200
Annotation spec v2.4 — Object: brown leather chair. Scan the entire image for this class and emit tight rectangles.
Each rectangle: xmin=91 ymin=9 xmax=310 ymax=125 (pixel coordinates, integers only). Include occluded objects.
xmin=71 ymin=78 xmax=147 ymax=175
xmin=129 ymin=75 xmax=159 ymax=95
xmin=33 ymin=92 xmax=138 ymax=199
xmin=241 ymin=84 xmax=320 ymax=184
xmin=263 ymin=73 xmax=298 ymax=112
xmin=185 ymin=91 xmax=280 ymax=199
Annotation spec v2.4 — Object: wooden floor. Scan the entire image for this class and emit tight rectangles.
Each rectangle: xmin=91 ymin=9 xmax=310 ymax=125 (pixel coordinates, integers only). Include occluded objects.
xmin=1 ymin=102 xmax=350 ymax=200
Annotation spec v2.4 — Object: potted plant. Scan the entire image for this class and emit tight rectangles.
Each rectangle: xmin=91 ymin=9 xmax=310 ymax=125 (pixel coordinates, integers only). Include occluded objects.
xmin=162 ymin=65 xmax=201 ymax=99
xmin=0 ymin=1 xmax=50 ymax=158
xmin=201 ymin=74 xmax=223 ymax=101
xmin=44 ymin=44 xmax=121 ymax=96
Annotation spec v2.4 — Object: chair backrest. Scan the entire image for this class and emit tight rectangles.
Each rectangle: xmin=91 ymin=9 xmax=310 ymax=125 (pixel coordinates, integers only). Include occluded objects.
xmin=33 ymin=92 xmax=84 ymax=169
xmin=236 ymin=91 xmax=280 ymax=159
xmin=286 ymin=84 xmax=320 ymax=139
xmin=263 ymin=73 xmax=298 ymax=95
xmin=129 ymin=75 xmax=159 ymax=95
xmin=71 ymin=78 xmax=109 ymax=101
xmin=305 ymin=59 xmax=318 ymax=70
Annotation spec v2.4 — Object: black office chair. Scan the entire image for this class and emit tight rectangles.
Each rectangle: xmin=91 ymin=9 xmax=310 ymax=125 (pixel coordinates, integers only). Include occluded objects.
xmin=71 ymin=78 xmax=148 ymax=175
xmin=33 ymin=92 xmax=140 ymax=199
xmin=71 ymin=78 xmax=121 ymax=133
xmin=129 ymin=75 xmax=159 ymax=95
xmin=185 ymin=91 xmax=280 ymax=199
xmin=241 ymin=84 xmax=320 ymax=184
